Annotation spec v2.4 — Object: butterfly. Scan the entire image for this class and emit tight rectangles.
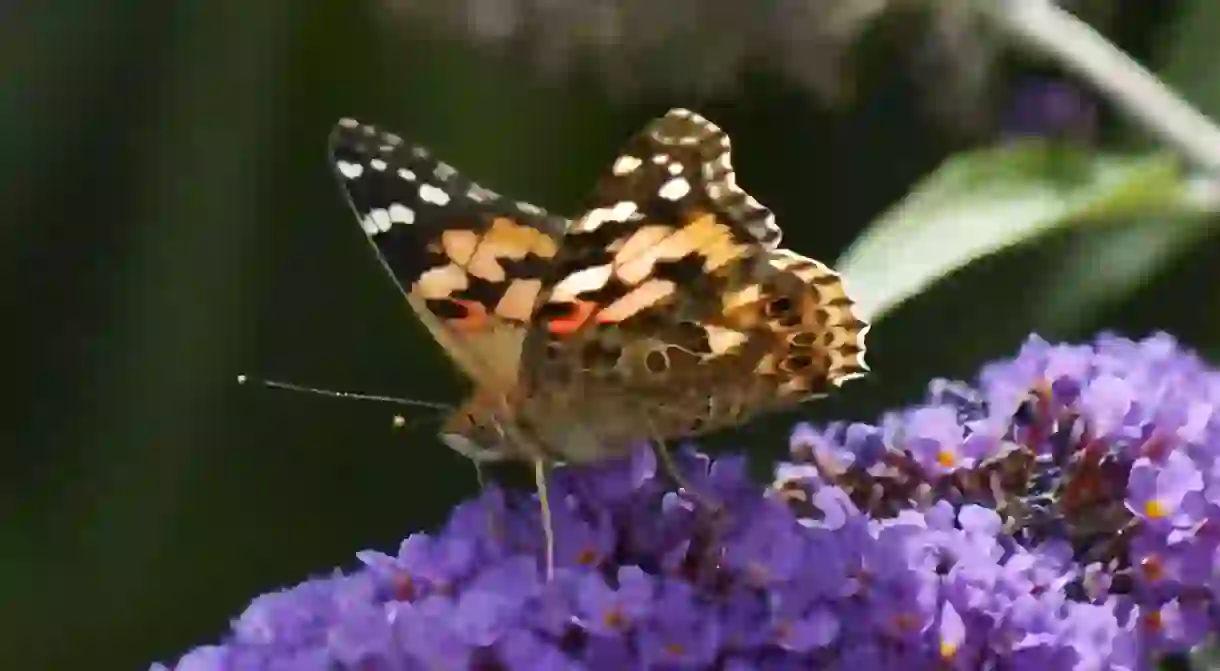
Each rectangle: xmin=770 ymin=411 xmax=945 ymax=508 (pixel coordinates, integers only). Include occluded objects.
xmin=328 ymin=109 xmax=869 ymax=578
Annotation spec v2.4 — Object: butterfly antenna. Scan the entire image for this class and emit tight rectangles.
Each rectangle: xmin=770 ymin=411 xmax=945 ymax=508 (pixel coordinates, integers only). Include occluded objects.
xmin=391 ymin=411 xmax=449 ymax=432
xmin=236 ymin=374 xmax=454 ymax=411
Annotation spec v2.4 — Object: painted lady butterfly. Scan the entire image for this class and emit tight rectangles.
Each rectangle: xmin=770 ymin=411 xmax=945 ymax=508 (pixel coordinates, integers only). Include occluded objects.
xmin=329 ymin=109 xmax=869 ymax=576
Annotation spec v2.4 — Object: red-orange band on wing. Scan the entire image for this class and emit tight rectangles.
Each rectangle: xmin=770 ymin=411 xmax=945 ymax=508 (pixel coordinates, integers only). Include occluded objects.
xmin=547 ymin=300 xmax=601 ymax=335
xmin=445 ymin=299 xmax=491 ymax=332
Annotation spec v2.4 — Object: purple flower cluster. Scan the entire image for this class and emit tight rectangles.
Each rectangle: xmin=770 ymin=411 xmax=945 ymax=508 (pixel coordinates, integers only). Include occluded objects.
xmin=779 ymin=332 xmax=1220 ymax=664
xmin=154 ymin=333 xmax=1219 ymax=670
xmin=1002 ymin=78 xmax=1097 ymax=143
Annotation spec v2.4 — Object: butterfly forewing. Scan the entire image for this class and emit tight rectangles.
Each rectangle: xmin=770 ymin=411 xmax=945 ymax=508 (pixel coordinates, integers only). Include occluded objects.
xmin=521 ymin=109 xmax=767 ymax=364
xmin=571 ymin=108 xmax=779 ymax=246
xmin=329 ymin=118 xmax=569 ymax=388
xmin=515 ymin=109 xmax=867 ymax=451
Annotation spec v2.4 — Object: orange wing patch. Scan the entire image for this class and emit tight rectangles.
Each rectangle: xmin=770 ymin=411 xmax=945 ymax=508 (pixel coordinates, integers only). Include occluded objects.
xmin=536 ymin=210 xmax=755 ymax=338
xmin=546 ymin=300 xmax=599 ymax=335
xmin=410 ymin=216 xmax=565 ymax=386
xmin=612 ymin=212 xmax=751 ymax=285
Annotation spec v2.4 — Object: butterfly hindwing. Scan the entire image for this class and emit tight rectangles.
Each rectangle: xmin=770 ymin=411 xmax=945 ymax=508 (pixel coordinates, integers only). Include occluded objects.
xmin=329 ymin=118 xmax=569 ymax=387
xmin=687 ymin=248 xmax=869 ymax=433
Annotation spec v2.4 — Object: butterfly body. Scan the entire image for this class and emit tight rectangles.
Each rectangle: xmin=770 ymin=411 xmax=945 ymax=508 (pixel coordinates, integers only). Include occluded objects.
xmin=329 ymin=109 xmax=868 ymax=466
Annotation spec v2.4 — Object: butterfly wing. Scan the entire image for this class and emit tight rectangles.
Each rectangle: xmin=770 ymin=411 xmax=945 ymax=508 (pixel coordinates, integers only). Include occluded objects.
xmin=519 ymin=109 xmax=867 ymax=444
xmin=329 ymin=118 xmax=570 ymax=390
xmin=686 ymin=246 xmax=870 ymax=434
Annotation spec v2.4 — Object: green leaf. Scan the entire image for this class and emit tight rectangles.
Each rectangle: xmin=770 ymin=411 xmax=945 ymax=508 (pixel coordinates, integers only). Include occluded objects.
xmin=834 ymin=141 xmax=1204 ymax=323
xmin=1021 ymin=218 xmax=1213 ymax=332
xmin=1155 ymin=0 xmax=1220 ymax=342
xmin=1155 ymin=0 xmax=1220 ymax=132
xmin=1035 ymin=0 xmax=1220 ymax=336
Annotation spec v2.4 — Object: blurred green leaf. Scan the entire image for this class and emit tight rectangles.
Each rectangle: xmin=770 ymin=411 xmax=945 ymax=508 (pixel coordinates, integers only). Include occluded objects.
xmin=1156 ymin=0 xmax=1220 ymax=348
xmin=1022 ymin=218 xmax=1213 ymax=332
xmin=1155 ymin=0 xmax=1220 ymax=124
xmin=835 ymin=141 xmax=1202 ymax=322
xmin=1022 ymin=0 xmax=1220 ymax=339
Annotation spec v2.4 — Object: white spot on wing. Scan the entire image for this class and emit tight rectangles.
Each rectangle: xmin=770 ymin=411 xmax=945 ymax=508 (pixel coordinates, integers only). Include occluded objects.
xmin=337 ymin=161 xmax=363 ymax=179
xmin=551 ymin=264 xmax=613 ymax=301
xmin=398 ymin=168 xmax=416 ymax=182
xmin=370 ymin=158 xmax=387 ymax=171
xmin=415 ymin=263 xmax=469 ymax=299
xmin=578 ymin=200 xmax=638 ymax=231
xmin=362 ymin=208 xmax=392 ymax=234
xmin=419 ymin=184 xmax=451 ymax=206
xmin=612 ymin=155 xmax=642 ymax=175
xmin=658 ymin=177 xmax=691 ymax=201
xmin=389 ymin=204 xmax=415 ymax=224
xmin=466 ymin=183 xmax=498 ymax=202
xmin=433 ymin=162 xmax=457 ymax=181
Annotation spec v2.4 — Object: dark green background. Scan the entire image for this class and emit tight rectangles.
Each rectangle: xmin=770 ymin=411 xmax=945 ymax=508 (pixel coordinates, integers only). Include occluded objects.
xmin=4 ymin=2 xmax=1217 ymax=668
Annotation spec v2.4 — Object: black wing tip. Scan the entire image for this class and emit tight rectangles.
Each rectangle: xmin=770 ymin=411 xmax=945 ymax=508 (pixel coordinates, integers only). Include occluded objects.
xmin=658 ymin=108 xmax=708 ymax=125
xmin=329 ymin=117 xmax=367 ymax=148
xmin=329 ymin=118 xmax=407 ymax=156
xmin=637 ymin=109 xmax=783 ymax=249
xmin=331 ymin=117 xmax=382 ymax=137
xmin=648 ymin=108 xmax=723 ymax=139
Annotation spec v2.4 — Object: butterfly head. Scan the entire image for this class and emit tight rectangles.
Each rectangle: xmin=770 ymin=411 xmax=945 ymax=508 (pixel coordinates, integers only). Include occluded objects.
xmin=439 ymin=389 xmax=621 ymax=464
xmin=437 ymin=391 xmax=558 ymax=462
xmin=438 ymin=393 xmax=519 ymax=462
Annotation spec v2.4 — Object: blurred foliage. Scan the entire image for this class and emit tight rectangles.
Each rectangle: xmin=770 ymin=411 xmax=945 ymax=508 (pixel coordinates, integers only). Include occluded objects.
xmin=838 ymin=142 xmax=1199 ymax=322
xmin=4 ymin=1 xmax=1220 ymax=669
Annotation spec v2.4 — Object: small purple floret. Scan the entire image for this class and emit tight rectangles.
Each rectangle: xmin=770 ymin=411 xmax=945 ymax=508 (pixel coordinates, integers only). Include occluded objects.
xmin=155 ymin=333 xmax=1220 ymax=669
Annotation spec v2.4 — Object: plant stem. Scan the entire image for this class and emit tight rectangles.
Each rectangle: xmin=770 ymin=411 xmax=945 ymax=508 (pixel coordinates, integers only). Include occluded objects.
xmin=983 ymin=0 xmax=1220 ymax=173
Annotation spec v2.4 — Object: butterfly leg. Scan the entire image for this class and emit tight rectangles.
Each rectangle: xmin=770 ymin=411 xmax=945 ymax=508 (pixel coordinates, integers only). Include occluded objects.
xmin=651 ymin=439 xmax=723 ymax=516
xmin=470 ymin=460 xmax=512 ymax=549
xmin=533 ymin=458 xmax=556 ymax=581
xmin=473 ymin=459 xmax=488 ymax=490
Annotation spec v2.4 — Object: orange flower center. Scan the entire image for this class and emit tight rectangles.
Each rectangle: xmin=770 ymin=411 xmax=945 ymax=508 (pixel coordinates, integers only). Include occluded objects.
xmin=936 ymin=450 xmax=957 ymax=468
xmin=1144 ymin=499 xmax=1168 ymax=519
